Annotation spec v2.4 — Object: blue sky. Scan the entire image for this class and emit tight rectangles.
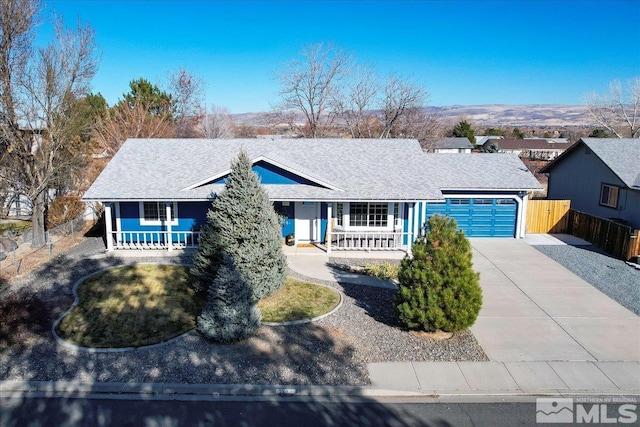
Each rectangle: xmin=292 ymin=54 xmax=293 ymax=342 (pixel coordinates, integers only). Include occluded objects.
xmin=40 ymin=0 xmax=640 ymax=113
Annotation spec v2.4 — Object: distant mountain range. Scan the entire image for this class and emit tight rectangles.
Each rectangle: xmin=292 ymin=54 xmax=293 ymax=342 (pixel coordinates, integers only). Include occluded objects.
xmin=232 ymin=104 xmax=593 ymax=128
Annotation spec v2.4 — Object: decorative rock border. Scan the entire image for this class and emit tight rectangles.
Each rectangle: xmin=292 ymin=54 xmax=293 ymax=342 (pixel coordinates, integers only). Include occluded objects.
xmin=53 ymin=265 xmax=345 ymax=351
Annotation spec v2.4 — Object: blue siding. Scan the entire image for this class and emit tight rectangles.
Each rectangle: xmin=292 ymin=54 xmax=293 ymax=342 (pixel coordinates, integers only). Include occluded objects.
xmin=403 ymin=203 xmax=411 ymax=245
xmin=118 ymin=201 xmax=209 ymax=233
xmin=274 ymin=202 xmax=295 ymax=237
xmin=320 ymin=203 xmax=328 ymax=243
xmin=212 ymin=161 xmax=320 ymax=186
xmin=426 ymin=198 xmax=517 ymax=237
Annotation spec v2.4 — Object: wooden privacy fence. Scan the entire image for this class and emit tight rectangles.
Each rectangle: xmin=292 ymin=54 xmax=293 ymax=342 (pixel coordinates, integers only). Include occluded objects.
xmin=567 ymin=210 xmax=640 ymax=261
xmin=526 ymin=199 xmax=571 ymax=233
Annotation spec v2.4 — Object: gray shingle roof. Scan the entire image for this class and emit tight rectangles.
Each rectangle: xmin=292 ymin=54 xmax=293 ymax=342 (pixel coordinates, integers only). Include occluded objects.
xmin=417 ymin=153 xmax=543 ymax=191
xmin=434 ymin=137 xmax=473 ymax=149
xmin=83 ymin=138 xmax=541 ymax=202
xmin=581 ymin=138 xmax=640 ymax=189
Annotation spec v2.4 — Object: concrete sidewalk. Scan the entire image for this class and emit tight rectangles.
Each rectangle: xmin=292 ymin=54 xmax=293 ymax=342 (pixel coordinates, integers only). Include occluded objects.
xmin=285 ymin=246 xmax=399 ymax=289
xmin=285 ymin=238 xmax=640 ymax=397
xmin=368 ymin=361 xmax=640 ymax=395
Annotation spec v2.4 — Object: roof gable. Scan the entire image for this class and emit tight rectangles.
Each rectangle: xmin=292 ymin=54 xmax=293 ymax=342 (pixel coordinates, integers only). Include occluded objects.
xmin=541 ymin=138 xmax=640 ymax=189
xmin=182 ymin=157 xmax=342 ymax=190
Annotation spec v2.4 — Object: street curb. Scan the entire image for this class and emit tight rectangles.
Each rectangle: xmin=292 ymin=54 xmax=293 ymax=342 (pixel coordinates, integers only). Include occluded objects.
xmin=1 ymin=380 xmax=638 ymax=402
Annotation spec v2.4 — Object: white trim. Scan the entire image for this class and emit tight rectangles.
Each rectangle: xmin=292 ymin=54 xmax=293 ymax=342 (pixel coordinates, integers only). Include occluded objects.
xmin=115 ymin=202 xmax=122 ymax=245
xmin=180 ymin=155 xmax=344 ymax=192
xmin=407 ymin=203 xmax=414 ymax=254
xmin=105 ymin=203 xmax=113 ymax=252
xmin=139 ymin=201 xmax=179 ymax=226
xmin=344 ymin=202 xmax=395 ymax=231
xmin=294 ymin=202 xmax=318 ymax=242
xmin=599 ymin=184 xmax=620 ymax=208
xmin=166 ymin=203 xmax=173 ymax=252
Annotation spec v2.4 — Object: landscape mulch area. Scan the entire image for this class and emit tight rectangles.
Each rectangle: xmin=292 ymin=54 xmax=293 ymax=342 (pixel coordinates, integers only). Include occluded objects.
xmin=0 ymin=238 xmax=486 ymax=387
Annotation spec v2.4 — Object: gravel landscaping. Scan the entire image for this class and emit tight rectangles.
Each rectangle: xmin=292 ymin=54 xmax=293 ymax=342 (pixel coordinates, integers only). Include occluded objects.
xmin=533 ymin=244 xmax=640 ymax=315
xmin=0 ymin=238 xmax=486 ymax=386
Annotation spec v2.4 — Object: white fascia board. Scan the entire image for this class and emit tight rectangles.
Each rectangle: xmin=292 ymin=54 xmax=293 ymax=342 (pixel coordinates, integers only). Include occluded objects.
xmin=440 ymin=188 xmax=541 ymax=192
xmin=180 ymin=155 xmax=344 ymax=192
xmin=269 ymin=197 xmax=444 ymax=202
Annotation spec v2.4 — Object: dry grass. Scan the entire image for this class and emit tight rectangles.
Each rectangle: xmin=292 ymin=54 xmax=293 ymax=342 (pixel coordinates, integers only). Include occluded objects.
xmin=56 ymin=264 xmax=199 ymax=348
xmin=258 ymin=278 xmax=340 ymax=323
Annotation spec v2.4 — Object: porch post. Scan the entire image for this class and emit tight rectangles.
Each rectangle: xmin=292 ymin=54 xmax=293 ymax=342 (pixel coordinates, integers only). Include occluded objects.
xmin=326 ymin=203 xmax=332 ymax=253
xmin=407 ymin=203 xmax=414 ymax=255
xmin=166 ymin=202 xmax=173 ymax=252
xmin=515 ymin=193 xmax=528 ymax=239
xmin=104 ymin=202 xmax=113 ymax=252
xmin=114 ymin=202 xmax=122 ymax=246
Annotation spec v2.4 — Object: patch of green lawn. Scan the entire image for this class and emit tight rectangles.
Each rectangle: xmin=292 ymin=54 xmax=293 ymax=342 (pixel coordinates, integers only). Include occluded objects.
xmin=258 ymin=278 xmax=340 ymax=323
xmin=56 ymin=264 xmax=199 ymax=348
xmin=57 ymin=266 xmax=341 ymax=348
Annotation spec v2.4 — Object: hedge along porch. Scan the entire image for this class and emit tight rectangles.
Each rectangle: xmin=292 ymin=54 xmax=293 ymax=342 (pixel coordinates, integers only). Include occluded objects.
xmin=85 ymin=138 xmax=542 ymax=253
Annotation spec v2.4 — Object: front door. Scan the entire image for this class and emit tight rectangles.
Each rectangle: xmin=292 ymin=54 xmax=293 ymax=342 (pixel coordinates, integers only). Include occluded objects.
xmin=295 ymin=202 xmax=317 ymax=242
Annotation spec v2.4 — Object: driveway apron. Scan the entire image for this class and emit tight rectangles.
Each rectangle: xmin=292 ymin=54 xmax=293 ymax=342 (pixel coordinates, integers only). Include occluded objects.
xmin=469 ymin=239 xmax=640 ymax=362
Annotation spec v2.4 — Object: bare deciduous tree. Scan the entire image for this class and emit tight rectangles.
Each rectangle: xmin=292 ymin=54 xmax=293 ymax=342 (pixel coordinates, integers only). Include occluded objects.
xmin=330 ymin=65 xmax=380 ymax=138
xmin=168 ymin=67 xmax=205 ymax=138
xmin=0 ymin=0 xmax=98 ymax=246
xmin=379 ymin=74 xmax=426 ymax=138
xmin=275 ymin=43 xmax=350 ymax=138
xmin=93 ymin=95 xmax=175 ymax=156
xmin=199 ymin=104 xmax=234 ymax=138
xmin=585 ymin=77 xmax=640 ymax=138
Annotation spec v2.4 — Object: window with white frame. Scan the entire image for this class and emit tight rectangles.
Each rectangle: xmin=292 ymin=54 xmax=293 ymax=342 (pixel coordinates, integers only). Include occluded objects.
xmin=336 ymin=203 xmax=343 ymax=226
xmin=599 ymin=184 xmax=619 ymax=208
xmin=349 ymin=203 xmax=388 ymax=227
xmin=140 ymin=201 xmax=178 ymax=225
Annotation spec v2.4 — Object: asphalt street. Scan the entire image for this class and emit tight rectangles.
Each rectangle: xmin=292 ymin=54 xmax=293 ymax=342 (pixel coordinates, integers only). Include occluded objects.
xmin=3 ymin=394 xmax=637 ymax=427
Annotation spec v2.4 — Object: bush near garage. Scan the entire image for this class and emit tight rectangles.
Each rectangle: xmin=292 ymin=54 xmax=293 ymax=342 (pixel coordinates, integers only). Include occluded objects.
xmin=395 ymin=214 xmax=482 ymax=332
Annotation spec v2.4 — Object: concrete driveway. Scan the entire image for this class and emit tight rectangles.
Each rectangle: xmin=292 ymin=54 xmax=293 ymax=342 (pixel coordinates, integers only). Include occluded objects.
xmin=469 ymin=239 xmax=640 ymax=362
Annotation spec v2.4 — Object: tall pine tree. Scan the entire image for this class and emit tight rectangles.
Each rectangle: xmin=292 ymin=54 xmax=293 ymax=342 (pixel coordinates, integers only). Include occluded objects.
xmin=395 ymin=214 xmax=482 ymax=332
xmin=190 ymin=149 xmax=287 ymax=302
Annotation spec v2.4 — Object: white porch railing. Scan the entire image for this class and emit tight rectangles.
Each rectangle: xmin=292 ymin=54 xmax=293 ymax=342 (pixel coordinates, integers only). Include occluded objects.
xmin=111 ymin=231 xmax=201 ymax=250
xmin=328 ymin=231 xmax=409 ymax=252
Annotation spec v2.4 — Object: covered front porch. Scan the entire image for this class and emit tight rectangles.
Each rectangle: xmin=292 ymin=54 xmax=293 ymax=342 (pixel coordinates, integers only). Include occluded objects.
xmin=101 ymin=199 xmax=421 ymax=254
xmin=275 ymin=200 xmax=417 ymax=254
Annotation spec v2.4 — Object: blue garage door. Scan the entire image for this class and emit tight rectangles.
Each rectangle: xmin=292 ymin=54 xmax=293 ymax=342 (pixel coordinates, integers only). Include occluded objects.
xmin=426 ymin=198 xmax=517 ymax=237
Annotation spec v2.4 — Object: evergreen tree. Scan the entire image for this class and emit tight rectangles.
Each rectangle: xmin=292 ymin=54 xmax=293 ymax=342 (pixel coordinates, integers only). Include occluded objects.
xmin=197 ymin=257 xmax=261 ymax=343
xmin=451 ymin=120 xmax=476 ymax=146
xmin=395 ymin=215 xmax=482 ymax=332
xmin=190 ymin=149 xmax=287 ymax=301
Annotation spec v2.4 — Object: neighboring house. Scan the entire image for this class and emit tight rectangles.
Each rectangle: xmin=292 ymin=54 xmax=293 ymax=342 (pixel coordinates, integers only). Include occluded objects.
xmin=83 ymin=138 xmax=541 ymax=252
xmin=432 ymin=137 xmax=473 ymax=153
xmin=497 ymin=139 xmax=570 ymax=160
xmin=541 ymin=138 xmax=640 ymax=229
xmin=475 ymin=135 xmax=503 ymax=147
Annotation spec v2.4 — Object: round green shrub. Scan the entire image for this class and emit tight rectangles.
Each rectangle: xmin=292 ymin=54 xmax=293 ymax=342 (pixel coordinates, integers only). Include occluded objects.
xmin=395 ymin=214 xmax=482 ymax=332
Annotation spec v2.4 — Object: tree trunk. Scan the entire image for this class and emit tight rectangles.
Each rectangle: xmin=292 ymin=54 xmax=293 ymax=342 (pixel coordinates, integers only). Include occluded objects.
xmin=30 ymin=191 xmax=47 ymax=248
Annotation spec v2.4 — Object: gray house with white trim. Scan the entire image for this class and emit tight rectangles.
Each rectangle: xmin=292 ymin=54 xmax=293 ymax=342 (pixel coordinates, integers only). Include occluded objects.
xmin=541 ymin=138 xmax=640 ymax=229
xmin=83 ymin=138 xmax=541 ymax=252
